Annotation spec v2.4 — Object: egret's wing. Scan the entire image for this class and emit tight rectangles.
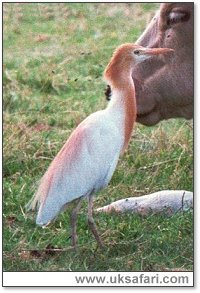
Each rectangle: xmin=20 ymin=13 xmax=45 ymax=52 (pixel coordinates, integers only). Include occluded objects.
xmin=34 ymin=111 xmax=123 ymax=225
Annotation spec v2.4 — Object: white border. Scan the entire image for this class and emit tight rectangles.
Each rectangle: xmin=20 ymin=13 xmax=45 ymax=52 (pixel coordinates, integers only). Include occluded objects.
xmin=3 ymin=271 xmax=194 ymax=287
xmin=2 ymin=0 xmax=198 ymax=289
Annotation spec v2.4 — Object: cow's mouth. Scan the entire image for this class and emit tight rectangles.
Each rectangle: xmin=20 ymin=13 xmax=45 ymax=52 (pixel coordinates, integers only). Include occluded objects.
xmin=136 ymin=106 xmax=160 ymax=126
xmin=137 ymin=110 xmax=152 ymax=118
xmin=136 ymin=104 xmax=157 ymax=119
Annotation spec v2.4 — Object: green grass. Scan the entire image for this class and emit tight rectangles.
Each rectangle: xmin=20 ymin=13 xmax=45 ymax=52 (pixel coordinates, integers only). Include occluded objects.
xmin=3 ymin=3 xmax=193 ymax=272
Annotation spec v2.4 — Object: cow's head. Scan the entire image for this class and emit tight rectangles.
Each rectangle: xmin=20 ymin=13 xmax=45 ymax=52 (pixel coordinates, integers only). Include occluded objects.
xmin=133 ymin=3 xmax=193 ymax=125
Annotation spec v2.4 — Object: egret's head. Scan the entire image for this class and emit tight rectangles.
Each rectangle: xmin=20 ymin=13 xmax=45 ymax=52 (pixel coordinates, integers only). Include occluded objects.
xmin=104 ymin=43 xmax=174 ymax=87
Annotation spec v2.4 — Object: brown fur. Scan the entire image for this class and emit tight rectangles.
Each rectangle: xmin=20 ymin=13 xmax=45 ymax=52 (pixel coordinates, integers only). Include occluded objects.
xmin=134 ymin=3 xmax=193 ymax=125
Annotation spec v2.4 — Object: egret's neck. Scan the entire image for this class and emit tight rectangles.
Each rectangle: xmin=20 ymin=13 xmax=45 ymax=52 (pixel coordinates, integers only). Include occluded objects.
xmin=106 ymin=73 xmax=136 ymax=153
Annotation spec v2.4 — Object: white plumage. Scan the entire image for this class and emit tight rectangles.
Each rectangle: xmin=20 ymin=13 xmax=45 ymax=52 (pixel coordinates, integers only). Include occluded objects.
xmin=36 ymin=109 xmax=124 ymax=226
xmin=28 ymin=44 xmax=173 ymax=248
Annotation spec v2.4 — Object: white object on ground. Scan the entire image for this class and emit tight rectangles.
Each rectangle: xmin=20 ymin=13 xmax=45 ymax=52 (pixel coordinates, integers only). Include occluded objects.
xmin=96 ymin=190 xmax=193 ymax=215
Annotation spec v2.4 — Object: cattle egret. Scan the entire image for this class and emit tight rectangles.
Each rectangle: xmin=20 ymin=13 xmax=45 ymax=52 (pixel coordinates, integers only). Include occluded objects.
xmin=28 ymin=44 xmax=173 ymax=249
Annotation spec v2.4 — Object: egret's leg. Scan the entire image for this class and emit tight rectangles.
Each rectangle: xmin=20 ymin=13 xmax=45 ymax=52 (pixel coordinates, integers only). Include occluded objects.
xmin=70 ymin=198 xmax=82 ymax=249
xmin=87 ymin=195 xmax=104 ymax=249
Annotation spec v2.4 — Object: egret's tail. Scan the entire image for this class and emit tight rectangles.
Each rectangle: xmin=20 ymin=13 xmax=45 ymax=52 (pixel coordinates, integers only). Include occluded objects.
xmin=26 ymin=170 xmax=65 ymax=226
xmin=25 ymin=189 xmax=41 ymax=212
xmin=25 ymin=173 xmax=50 ymax=214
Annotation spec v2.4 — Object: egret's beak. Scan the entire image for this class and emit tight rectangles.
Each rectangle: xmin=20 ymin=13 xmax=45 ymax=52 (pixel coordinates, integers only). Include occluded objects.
xmin=142 ymin=47 xmax=174 ymax=56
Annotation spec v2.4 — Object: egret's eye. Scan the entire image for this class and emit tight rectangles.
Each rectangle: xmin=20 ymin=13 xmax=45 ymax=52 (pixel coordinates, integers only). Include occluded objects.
xmin=134 ymin=50 xmax=140 ymax=55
